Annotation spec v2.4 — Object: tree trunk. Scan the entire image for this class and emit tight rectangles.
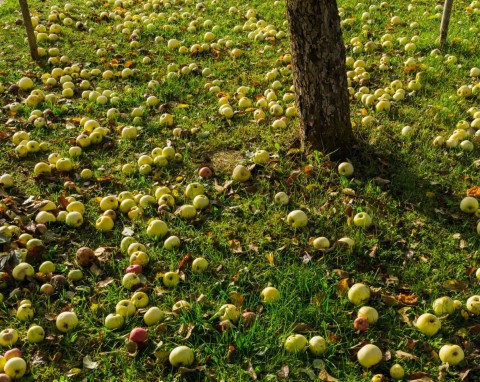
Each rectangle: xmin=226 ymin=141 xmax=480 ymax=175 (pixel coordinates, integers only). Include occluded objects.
xmin=286 ymin=0 xmax=354 ymax=158
xmin=439 ymin=0 xmax=454 ymax=46
xmin=18 ymin=0 xmax=39 ymax=61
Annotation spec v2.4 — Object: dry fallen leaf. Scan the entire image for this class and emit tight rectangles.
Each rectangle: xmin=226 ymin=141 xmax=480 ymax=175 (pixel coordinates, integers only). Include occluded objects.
xmin=395 ymin=350 xmax=419 ymax=360
xmin=319 ymin=369 xmax=339 ymax=382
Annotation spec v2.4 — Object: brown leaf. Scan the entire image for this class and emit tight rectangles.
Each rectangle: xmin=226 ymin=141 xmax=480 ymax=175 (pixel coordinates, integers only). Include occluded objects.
xmin=396 ymin=350 xmax=419 ymax=360
xmin=381 ymin=294 xmax=398 ymax=306
xmin=311 ymin=292 xmax=326 ymax=306
xmin=319 ymin=369 xmax=339 ymax=382
xmin=468 ymin=324 xmax=480 ymax=335
xmin=336 ymin=278 xmax=350 ymax=295
xmin=286 ymin=170 xmax=301 ymax=185
xmin=277 ymin=364 xmax=289 ymax=379
xmin=397 ymin=293 xmax=418 ymax=305
xmin=227 ymin=345 xmax=235 ymax=362
xmin=227 ymin=239 xmax=243 ymax=253
xmin=96 ymin=277 xmax=114 ymax=288
xmin=398 ymin=307 xmax=413 ymax=325
xmin=408 ymin=372 xmax=433 ymax=381
xmin=292 ymin=323 xmax=316 ymax=333
xmin=442 ymin=280 xmax=468 ymax=292
xmin=177 ymin=252 xmax=193 ymax=271
xmin=369 ymin=244 xmax=378 ymax=258
xmin=332 ymin=269 xmax=349 ymax=279
xmin=467 ymin=186 xmax=480 ymax=197
xmin=57 ymin=195 xmax=69 ymax=209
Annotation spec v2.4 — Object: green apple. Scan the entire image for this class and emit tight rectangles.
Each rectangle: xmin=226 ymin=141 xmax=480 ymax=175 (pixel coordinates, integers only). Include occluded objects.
xmin=390 ymin=363 xmax=405 ymax=379
xmin=169 ymin=346 xmax=194 ymax=367
xmin=348 ymin=283 xmax=370 ymax=305
xmin=185 ymin=182 xmax=204 ymax=199
xmin=18 ymin=77 xmax=34 ymax=90
xmin=192 ymin=195 xmax=209 ymax=210
xmin=39 ymin=261 xmax=56 ymax=274
xmin=466 ymin=295 xmax=480 ymax=315
xmin=144 ymin=307 xmax=164 ymax=326
xmin=172 ymin=300 xmax=190 ymax=314
xmin=33 ymin=162 xmax=52 ymax=176
xmin=129 ymin=251 xmax=149 ymax=266
xmin=353 ymin=212 xmax=372 ymax=228
xmin=164 ymin=236 xmax=180 ymax=250
xmin=0 ymin=329 xmax=18 ymax=347
xmin=439 ymin=344 xmax=464 ymax=365
xmin=163 ymin=271 xmax=180 ymax=287
xmin=416 ymin=313 xmax=441 ymax=336
xmin=192 ymin=257 xmax=209 ymax=273
xmin=252 ymin=150 xmax=269 ymax=164
xmin=122 ymin=273 xmax=141 ymax=290
xmin=131 ymin=291 xmax=149 ymax=308
xmin=338 ymin=162 xmax=354 ymax=176
xmin=286 ymin=210 xmax=308 ymax=228
xmin=357 ymin=306 xmax=379 ymax=324
xmin=284 ymin=334 xmax=308 ymax=354
xmin=116 ymin=300 xmax=136 ymax=317
xmin=460 ymin=196 xmax=478 ymax=213
xmin=56 ymin=311 xmax=78 ymax=333
xmin=100 ymin=196 xmax=118 ymax=211
xmin=177 ymin=204 xmax=197 ymax=219
xmin=16 ymin=304 xmax=34 ymax=321
xmin=337 ymin=237 xmax=355 ymax=248
xmin=313 ymin=237 xmax=330 ymax=250
xmin=67 ymin=269 xmax=83 ymax=282
xmin=0 ymin=174 xmax=14 ymax=188
xmin=56 ymin=158 xmax=73 ymax=172
xmin=274 ymin=192 xmax=289 ymax=205
xmin=433 ymin=296 xmax=455 ymax=315
xmin=261 ymin=286 xmax=280 ymax=303
xmin=95 ymin=216 xmax=114 ymax=231
xmin=3 ymin=358 xmax=26 ymax=379
xmin=121 ymin=237 xmax=136 ymax=253
xmin=127 ymin=242 xmax=146 ymax=256
xmin=27 ymin=325 xmax=45 ymax=343
xmin=232 ymin=165 xmax=251 ymax=182
xmin=35 ymin=211 xmax=56 ymax=224
xmin=218 ymin=304 xmax=241 ymax=323
xmin=309 ymin=336 xmax=327 ymax=356
xmin=104 ymin=313 xmax=124 ymax=329
xmin=357 ymin=344 xmax=382 ymax=368
xmin=65 ymin=211 xmax=83 ymax=227
xmin=12 ymin=263 xmax=34 ymax=281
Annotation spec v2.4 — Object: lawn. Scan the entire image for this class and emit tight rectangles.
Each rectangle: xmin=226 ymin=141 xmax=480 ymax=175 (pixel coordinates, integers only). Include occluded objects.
xmin=0 ymin=0 xmax=480 ymax=381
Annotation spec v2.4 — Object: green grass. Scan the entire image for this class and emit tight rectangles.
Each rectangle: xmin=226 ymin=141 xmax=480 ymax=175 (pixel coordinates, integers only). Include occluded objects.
xmin=0 ymin=0 xmax=480 ymax=381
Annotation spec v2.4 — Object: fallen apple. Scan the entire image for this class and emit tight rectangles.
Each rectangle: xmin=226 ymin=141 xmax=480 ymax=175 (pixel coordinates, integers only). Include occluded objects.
xmin=353 ymin=212 xmax=372 ymax=228
xmin=308 ymin=336 xmax=327 ymax=356
xmin=348 ymin=283 xmax=370 ymax=305
xmin=232 ymin=165 xmax=251 ymax=182
xmin=286 ymin=210 xmax=308 ymax=228
xmin=460 ymin=196 xmax=478 ymax=213
xmin=261 ymin=286 xmax=280 ymax=303
xmin=389 ymin=363 xmax=405 ymax=380
xmin=56 ymin=311 xmax=78 ymax=333
xmin=416 ymin=313 xmax=441 ymax=336
xmin=353 ymin=317 xmax=369 ymax=331
xmin=143 ymin=307 xmax=164 ymax=326
xmin=163 ymin=271 xmax=180 ymax=287
xmin=116 ymin=300 xmax=136 ymax=317
xmin=433 ymin=296 xmax=455 ymax=315
xmin=466 ymin=295 xmax=480 ymax=315
xmin=439 ymin=344 xmax=464 ymax=365
xmin=338 ymin=162 xmax=354 ymax=177
xmin=129 ymin=327 xmax=148 ymax=344
xmin=131 ymin=291 xmax=149 ymax=308
xmin=169 ymin=346 xmax=194 ymax=367
xmin=26 ymin=325 xmax=45 ymax=343
xmin=357 ymin=343 xmax=382 ymax=368
xmin=284 ymin=334 xmax=308 ymax=354
xmin=357 ymin=306 xmax=379 ymax=324
xmin=3 ymin=358 xmax=26 ymax=380
xmin=192 ymin=257 xmax=209 ymax=273
xmin=105 ymin=313 xmax=124 ymax=330
xmin=0 ymin=329 xmax=18 ymax=347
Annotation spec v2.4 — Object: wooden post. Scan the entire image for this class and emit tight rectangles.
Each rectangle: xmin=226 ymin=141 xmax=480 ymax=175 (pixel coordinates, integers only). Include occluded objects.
xmin=440 ymin=0 xmax=454 ymax=46
xmin=18 ymin=0 xmax=38 ymax=61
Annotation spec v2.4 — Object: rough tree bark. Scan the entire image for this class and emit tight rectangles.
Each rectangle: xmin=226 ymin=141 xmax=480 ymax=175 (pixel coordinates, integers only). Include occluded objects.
xmin=439 ymin=0 xmax=454 ymax=46
xmin=18 ymin=0 xmax=38 ymax=61
xmin=286 ymin=0 xmax=354 ymax=158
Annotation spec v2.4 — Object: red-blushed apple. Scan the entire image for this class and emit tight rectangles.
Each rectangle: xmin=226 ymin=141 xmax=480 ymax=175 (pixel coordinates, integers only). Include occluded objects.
xmin=241 ymin=312 xmax=256 ymax=329
xmin=169 ymin=346 xmax=194 ymax=367
xmin=76 ymin=247 xmax=95 ymax=267
xmin=3 ymin=349 xmax=21 ymax=361
xmin=126 ymin=264 xmax=142 ymax=274
xmin=357 ymin=344 xmax=382 ymax=368
xmin=218 ymin=320 xmax=235 ymax=332
xmin=198 ymin=167 xmax=213 ymax=178
xmin=0 ymin=373 xmax=11 ymax=382
xmin=129 ymin=328 xmax=148 ymax=344
xmin=439 ymin=344 xmax=464 ymax=365
xmin=353 ymin=317 xmax=369 ymax=331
